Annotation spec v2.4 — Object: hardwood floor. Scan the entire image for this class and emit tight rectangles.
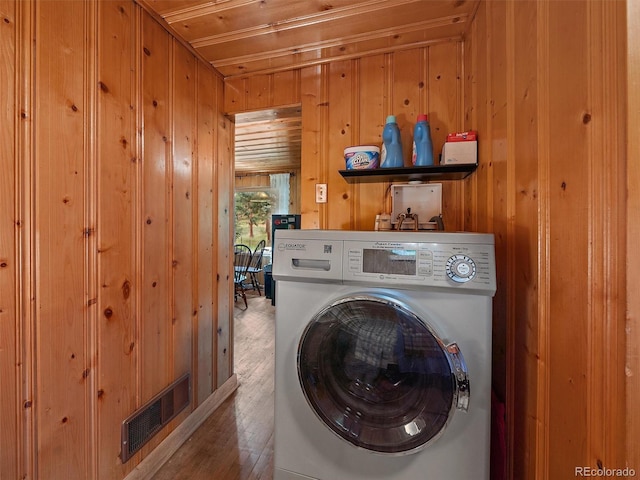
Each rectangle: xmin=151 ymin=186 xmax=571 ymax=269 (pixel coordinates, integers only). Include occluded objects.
xmin=153 ymin=293 xmax=275 ymax=480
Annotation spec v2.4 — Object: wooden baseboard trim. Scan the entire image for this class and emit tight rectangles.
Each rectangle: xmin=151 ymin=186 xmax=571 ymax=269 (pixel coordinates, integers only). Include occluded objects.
xmin=124 ymin=374 xmax=239 ymax=480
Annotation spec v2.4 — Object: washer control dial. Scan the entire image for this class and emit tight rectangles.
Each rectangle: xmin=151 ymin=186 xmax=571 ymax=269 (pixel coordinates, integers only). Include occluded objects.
xmin=446 ymin=255 xmax=477 ymax=283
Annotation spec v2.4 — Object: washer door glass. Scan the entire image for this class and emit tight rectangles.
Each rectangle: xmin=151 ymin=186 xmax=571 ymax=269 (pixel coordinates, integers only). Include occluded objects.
xmin=298 ymin=295 xmax=462 ymax=454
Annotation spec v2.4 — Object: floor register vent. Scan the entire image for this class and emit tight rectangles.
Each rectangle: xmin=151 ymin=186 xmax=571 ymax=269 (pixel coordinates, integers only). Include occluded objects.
xmin=120 ymin=373 xmax=190 ymax=463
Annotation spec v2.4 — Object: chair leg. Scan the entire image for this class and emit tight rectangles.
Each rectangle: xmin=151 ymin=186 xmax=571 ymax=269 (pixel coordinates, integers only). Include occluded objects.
xmin=250 ymin=272 xmax=262 ymax=296
xmin=240 ymin=284 xmax=248 ymax=309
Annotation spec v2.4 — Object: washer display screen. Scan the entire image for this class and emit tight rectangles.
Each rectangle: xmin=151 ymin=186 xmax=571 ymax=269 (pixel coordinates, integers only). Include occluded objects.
xmin=297 ymin=296 xmax=458 ymax=454
xmin=362 ymin=249 xmax=416 ymax=276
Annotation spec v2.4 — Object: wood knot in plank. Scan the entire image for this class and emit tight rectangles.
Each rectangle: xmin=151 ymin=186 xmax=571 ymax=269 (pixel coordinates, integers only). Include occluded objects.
xmin=122 ymin=280 xmax=131 ymax=299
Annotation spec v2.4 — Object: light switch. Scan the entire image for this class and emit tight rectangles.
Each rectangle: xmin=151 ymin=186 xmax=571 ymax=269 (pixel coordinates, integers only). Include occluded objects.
xmin=315 ymin=184 xmax=327 ymax=203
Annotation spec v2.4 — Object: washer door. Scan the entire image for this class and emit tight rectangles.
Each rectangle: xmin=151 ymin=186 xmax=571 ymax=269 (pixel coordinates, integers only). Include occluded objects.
xmin=297 ymin=294 xmax=469 ymax=455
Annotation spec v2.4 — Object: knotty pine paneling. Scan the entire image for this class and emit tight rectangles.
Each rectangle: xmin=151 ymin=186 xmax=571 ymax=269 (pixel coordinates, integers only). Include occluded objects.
xmin=547 ymin=2 xmax=591 ymax=472
xmin=0 ymin=1 xmax=19 ymax=478
xmin=225 ymin=3 xmax=632 ymax=477
xmin=299 ymin=65 xmax=324 ymax=229
xmin=0 ymin=2 xmax=233 ymax=479
xmin=354 ymin=55 xmax=386 ymax=230
xmin=34 ymin=1 xmax=90 ymax=477
xmin=215 ymin=83 xmax=234 ymax=389
xmin=235 ymin=174 xmax=270 ymax=189
xmin=96 ymin=2 xmax=138 ymax=478
xmin=226 ymin=44 xmax=463 ymax=232
xmin=171 ymin=40 xmax=196 ymax=422
xmin=505 ymin=2 xmax=540 ymax=479
xmin=326 ymin=59 xmax=354 ymax=230
xmin=486 ymin=0 xmax=510 ymax=426
xmin=389 ymin=49 xmax=423 ymax=167
xmin=195 ymin=63 xmax=216 ymax=405
xmin=140 ymin=13 xmax=172 ymax=456
xmin=466 ymin=1 xmax=627 ymax=478
xmin=225 ymin=70 xmax=301 ymax=114
xmin=428 ymin=42 xmax=464 ymax=232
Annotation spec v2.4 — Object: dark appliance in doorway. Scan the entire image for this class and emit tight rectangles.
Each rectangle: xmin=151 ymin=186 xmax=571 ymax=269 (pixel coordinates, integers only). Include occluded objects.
xmin=267 ymin=214 xmax=301 ymax=305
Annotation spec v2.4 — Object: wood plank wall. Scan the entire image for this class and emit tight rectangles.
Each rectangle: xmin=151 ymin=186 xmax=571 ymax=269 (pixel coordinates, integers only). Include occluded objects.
xmin=224 ymin=0 xmax=633 ymax=477
xmin=466 ymin=0 xmax=628 ymax=478
xmin=0 ymin=1 xmax=20 ymax=478
xmin=225 ymin=44 xmax=465 ymax=232
xmin=0 ymin=2 xmax=233 ymax=479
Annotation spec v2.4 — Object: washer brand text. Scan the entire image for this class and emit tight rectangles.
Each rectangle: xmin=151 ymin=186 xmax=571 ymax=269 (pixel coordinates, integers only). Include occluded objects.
xmin=278 ymin=242 xmax=306 ymax=251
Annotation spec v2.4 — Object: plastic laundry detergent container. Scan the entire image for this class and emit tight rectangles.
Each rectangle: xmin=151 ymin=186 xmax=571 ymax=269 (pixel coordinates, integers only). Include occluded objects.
xmin=344 ymin=145 xmax=380 ymax=169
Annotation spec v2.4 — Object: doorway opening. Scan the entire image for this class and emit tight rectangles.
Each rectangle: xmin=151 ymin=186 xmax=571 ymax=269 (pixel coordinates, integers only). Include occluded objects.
xmin=233 ymin=106 xmax=302 ymax=302
xmin=233 ymin=104 xmax=302 ymax=245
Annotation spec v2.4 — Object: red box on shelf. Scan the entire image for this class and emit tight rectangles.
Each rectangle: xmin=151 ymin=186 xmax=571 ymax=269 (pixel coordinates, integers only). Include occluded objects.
xmin=446 ymin=130 xmax=478 ymax=142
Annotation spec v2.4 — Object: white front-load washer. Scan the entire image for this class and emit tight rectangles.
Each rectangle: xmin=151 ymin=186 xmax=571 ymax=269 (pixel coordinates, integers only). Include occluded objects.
xmin=272 ymin=230 xmax=496 ymax=480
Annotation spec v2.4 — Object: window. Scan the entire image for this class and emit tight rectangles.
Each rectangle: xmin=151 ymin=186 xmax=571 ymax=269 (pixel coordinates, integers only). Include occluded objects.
xmin=234 ymin=190 xmax=274 ymax=249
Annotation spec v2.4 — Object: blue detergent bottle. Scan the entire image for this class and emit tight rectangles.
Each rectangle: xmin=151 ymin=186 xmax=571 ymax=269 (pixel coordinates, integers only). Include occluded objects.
xmin=412 ymin=114 xmax=434 ymax=166
xmin=380 ymin=115 xmax=404 ymax=168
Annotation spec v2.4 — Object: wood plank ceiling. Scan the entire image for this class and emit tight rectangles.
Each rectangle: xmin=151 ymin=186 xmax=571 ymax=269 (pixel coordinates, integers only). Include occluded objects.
xmin=233 ymin=106 xmax=302 ymax=173
xmin=138 ymin=0 xmax=479 ymax=173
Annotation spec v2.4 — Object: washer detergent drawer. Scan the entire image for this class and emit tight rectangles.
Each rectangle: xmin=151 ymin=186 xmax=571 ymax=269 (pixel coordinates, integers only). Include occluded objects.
xmin=272 ymin=237 xmax=344 ymax=283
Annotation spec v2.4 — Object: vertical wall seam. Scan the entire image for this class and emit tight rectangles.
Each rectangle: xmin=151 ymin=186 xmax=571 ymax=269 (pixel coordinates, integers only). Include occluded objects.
xmin=383 ymin=52 xmax=393 ymax=213
xmin=320 ymin=64 xmax=329 ymax=228
xmin=351 ymin=58 xmax=359 ymax=229
xmin=484 ymin=2 xmax=493 ymax=233
xmin=471 ymin=17 xmax=479 ymax=232
xmin=18 ymin=0 xmax=37 ymax=476
xmin=15 ymin=0 xmax=35 ymax=476
xmin=586 ymin=0 xmax=601 ymax=467
xmin=10 ymin=0 xmax=22 ymax=473
xmin=456 ymin=40 xmax=464 ymax=228
xmin=601 ymin=0 xmax=625 ymax=466
xmin=84 ymin=1 xmax=99 ymax=478
xmin=536 ymin=0 xmax=551 ymax=477
xmin=211 ymin=72 xmax=219 ymax=393
xmin=134 ymin=1 xmax=144 ymax=413
xmin=505 ymin=3 xmax=517 ymax=480
xmin=168 ymin=37 xmax=176 ymax=381
xmin=625 ymin=0 xmax=640 ymax=470
xmin=421 ymin=46 xmax=428 ymax=114
xmin=191 ymin=61 xmax=200 ymax=407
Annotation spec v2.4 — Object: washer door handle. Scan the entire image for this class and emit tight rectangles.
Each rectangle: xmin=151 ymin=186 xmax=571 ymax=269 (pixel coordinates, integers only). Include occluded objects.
xmin=446 ymin=342 xmax=470 ymax=412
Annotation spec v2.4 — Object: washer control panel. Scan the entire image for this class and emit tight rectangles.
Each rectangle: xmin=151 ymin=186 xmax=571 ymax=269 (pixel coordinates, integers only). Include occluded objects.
xmin=272 ymin=230 xmax=496 ymax=295
xmin=342 ymin=240 xmax=495 ymax=293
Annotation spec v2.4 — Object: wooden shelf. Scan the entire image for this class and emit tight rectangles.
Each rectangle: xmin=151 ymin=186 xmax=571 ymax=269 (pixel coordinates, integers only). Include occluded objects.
xmin=338 ymin=164 xmax=477 ymax=183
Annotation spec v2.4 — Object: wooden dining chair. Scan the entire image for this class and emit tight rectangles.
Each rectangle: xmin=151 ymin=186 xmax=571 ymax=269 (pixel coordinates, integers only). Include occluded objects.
xmin=234 ymin=244 xmax=252 ymax=309
xmin=247 ymin=239 xmax=266 ymax=296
